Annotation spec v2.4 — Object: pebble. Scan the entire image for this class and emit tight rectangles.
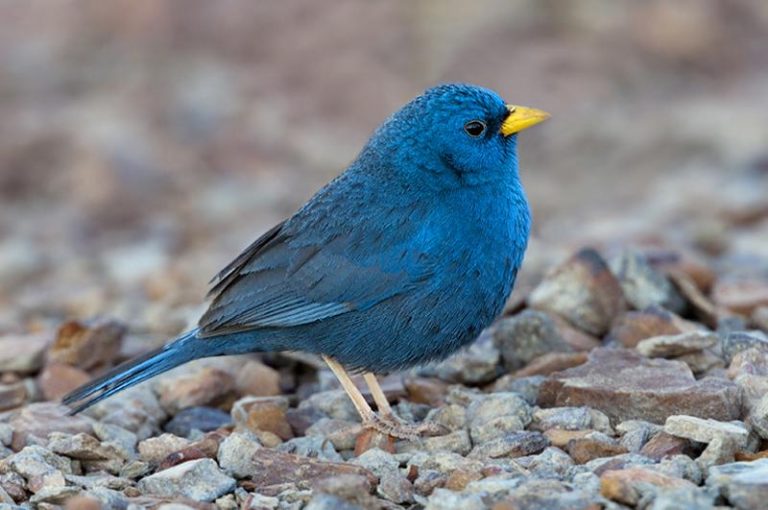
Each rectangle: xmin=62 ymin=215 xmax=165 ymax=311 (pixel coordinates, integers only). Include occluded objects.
xmin=419 ymin=330 xmax=501 ymax=384
xmin=137 ymin=458 xmax=235 ymax=502
xmin=600 ymin=467 xmax=697 ymax=506
xmin=466 ymin=392 xmax=531 ymax=443
xmin=640 ymin=431 xmax=691 ymax=460
xmin=217 ymin=430 xmax=262 ymax=478
xmin=567 ymin=436 xmax=628 ymax=464
xmin=8 ymin=403 xmax=94 ymax=451
xmin=154 ymin=366 xmax=235 ymax=414
xmin=636 ymin=331 xmax=719 ymax=358
xmin=706 ymin=458 xmax=768 ymax=510
xmin=539 ymin=347 xmax=743 ymax=424
xmin=231 ymin=396 xmax=293 ymax=441
xmin=609 ymin=250 xmax=686 ymax=312
xmin=277 ymin=436 xmax=343 ymax=462
xmin=163 ymin=406 xmax=232 ymax=437
xmin=47 ymin=319 xmax=126 ymax=371
xmin=467 ymin=431 xmax=549 ymax=459
xmin=528 ymin=247 xmax=626 ymax=336
xmin=137 ymin=433 xmax=191 ymax=463
xmin=234 ymin=359 xmax=282 ymax=397
xmin=608 ymin=307 xmax=698 ymax=348
xmin=721 ymin=330 xmax=768 ymax=363
xmin=492 ymin=310 xmax=574 ymax=371
xmin=0 ymin=334 xmax=49 ymax=374
xmin=38 ymin=362 xmax=91 ymax=401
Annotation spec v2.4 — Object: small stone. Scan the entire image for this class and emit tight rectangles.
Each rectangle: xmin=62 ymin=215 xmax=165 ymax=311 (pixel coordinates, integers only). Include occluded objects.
xmin=636 ymin=331 xmax=718 ymax=358
xmin=84 ymin=385 xmax=166 ymax=437
xmin=664 ymin=415 xmax=748 ymax=449
xmin=608 ymin=306 xmax=698 ymax=348
xmin=352 ymin=449 xmax=413 ymax=504
xmin=713 ymin=278 xmax=768 ymax=316
xmin=673 ymin=349 xmax=725 ymax=375
xmin=640 ymin=431 xmax=690 ymax=460
xmin=444 ymin=468 xmax=483 ymax=491
xmin=609 ymin=251 xmax=686 ymax=313
xmin=138 ymin=434 xmax=191 ymax=464
xmin=486 ymin=478 xmax=597 ymax=510
xmin=425 ymin=488 xmax=485 ymax=510
xmin=38 ymin=363 xmax=91 ymax=401
xmin=616 ymin=420 xmax=660 ymax=453
xmin=493 ymin=310 xmax=574 ymax=371
xmin=514 ymin=352 xmax=589 ymax=378
xmin=531 ymin=407 xmax=592 ymax=431
xmin=528 ymin=248 xmax=627 ymax=336
xmin=354 ymin=429 xmax=395 ymax=456
xmin=707 ymin=458 xmax=768 ymax=510
xmin=0 ymin=334 xmax=49 ymax=374
xmin=468 ymin=431 xmax=549 ymax=459
xmin=217 ymin=430 xmax=262 ymax=478
xmin=231 ymin=396 xmax=293 ymax=440
xmin=277 ymin=436 xmax=343 ymax=462
xmin=164 ymin=406 xmax=232 ymax=438
xmin=299 ymin=390 xmax=359 ymax=422
xmin=403 ymin=377 xmax=448 ymax=407
xmin=92 ymin=423 xmax=137 ymax=458
xmin=0 ymin=379 xmax=35 ymax=412
xmin=753 ymin=306 xmax=768 ymax=332
xmin=155 ymin=366 xmax=235 ymax=414
xmin=466 ymin=393 xmax=531 ymax=443
xmin=47 ymin=432 xmax=123 ymax=461
xmin=424 ymin=404 xmax=467 ymax=432
xmin=247 ymin=449 xmax=376 ymax=495
xmin=543 ymin=429 xmax=591 ymax=448
xmin=539 ymin=348 xmax=743 ymax=424
xmin=420 ymin=330 xmax=500 ymax=384
xmin=490 ymin=375 xmax=546 ymax=405
xmin=47 ymin=319 xmax=125 ymax=371
xmin=567 ymin=437 xmax=628 ymax=464
xmin=234 ymin=360 xmax=281 ymax=397
xmin=240 ymin=492 xmax=279 ymax=509
xmin=29 ymin=485 xmax=81 ymax=504
xmin=9 ymin=403 xmax=94 ymax=451
xmin=304 ymin=418 xmax=361 ymax=451
xmin=2 ymin=445 xmax=72 ymax=493
xmin=647 ymin=487 xmax=716 ymax=510
xmin=750 ymin=393 xmax=768 ymax=439
xmin=0 ymin=423 xmax=12 ymax=446
xmin=600 ymin=467 xmax=696 ymax=506
xmin=421 ymin=430 xmax=472 ymax=456
xmin=137 ymin=458 xmax=235 ymax=502
xmin=722 ymin=331 xmax=768 ymax=363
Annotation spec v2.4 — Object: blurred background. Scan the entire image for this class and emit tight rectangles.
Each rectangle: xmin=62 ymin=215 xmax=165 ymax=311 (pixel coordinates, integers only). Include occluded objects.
xmin=1 ymin=0 xmax=767 ymax=339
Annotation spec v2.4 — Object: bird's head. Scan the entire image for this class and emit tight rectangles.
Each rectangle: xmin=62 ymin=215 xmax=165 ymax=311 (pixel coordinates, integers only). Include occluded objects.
xmin=363 ymin=83 xmax=549 ymax=189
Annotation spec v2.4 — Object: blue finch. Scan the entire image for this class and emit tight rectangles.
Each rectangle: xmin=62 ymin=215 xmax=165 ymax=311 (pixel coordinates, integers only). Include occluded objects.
xmin=64 ymin=84 xmax=548 ymax=438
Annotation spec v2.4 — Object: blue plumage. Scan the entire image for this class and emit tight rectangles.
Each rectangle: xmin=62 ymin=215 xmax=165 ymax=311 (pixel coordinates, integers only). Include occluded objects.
xmin=64 ymin=83 xmax=544 ymax=414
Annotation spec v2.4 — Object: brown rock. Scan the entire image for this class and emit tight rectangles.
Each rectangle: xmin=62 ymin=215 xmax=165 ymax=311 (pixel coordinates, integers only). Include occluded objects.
xmin=47 ymin=319 xmax=126 ymax=371
xmin=639 ymin=431 xmax=690 ymax=460
xmin=551 ymin=315 xmax=601 ymax=351
xmin=232 ymin=396 xmax=293 ymax=441
xmin=543 ymin=429 xmax=592 ymax=448
xmin=652 ymin=249 xmax=716 ymax=293
xmin=0 ymin=333 xmax=50 ymax=374
xmin=713 ymin=278 xmax=768 ymax=316
xmin=235 ymin=360 xmax=281 ymax=397
xmin=247 ymin=448 xmax=377 ymax=496
xmin=600 ymin=467 xmax=696 ymax=506
xmin=38 ymin=362 xmax=90 ymax=401
xmin=444 ymin=469 xmax=483 ymax=491
xmin=538 ymin=348 xmax=742 ymax=424
xmin=354 ymin=429 xmax=395 ymax=456
xmin=0 ymin=380 xmax=35 ymax=412
xmin=155 ymin=366 xmax=235 ymax=414
xmin=636 ymin=331 xmax=718 ymax=358
xmin=608 ymin=307 xmax=697 ymax=348
xmin=404 ymin=377 xmax=448 ymax=406
xmin=528 ymin=248 xmax=627 ymax=336
xmin=667 ymin=270 xmax=720 ymax=327
xmin=9 ymin=403 xmax=93 ymax=451
xmin=514 ymin=352 xmax=588 ymax=378
xmin=567 ymin=437 xmax=627 ymax=464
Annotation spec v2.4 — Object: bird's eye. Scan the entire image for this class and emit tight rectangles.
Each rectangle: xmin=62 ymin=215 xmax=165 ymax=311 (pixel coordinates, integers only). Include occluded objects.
xmin=464 ymin=120 xmax=486 ymax=137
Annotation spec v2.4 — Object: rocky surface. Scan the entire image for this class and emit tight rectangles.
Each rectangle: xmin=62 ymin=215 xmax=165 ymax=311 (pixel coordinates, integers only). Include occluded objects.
xmin=2 ymin=3 xmax=768 ymax=507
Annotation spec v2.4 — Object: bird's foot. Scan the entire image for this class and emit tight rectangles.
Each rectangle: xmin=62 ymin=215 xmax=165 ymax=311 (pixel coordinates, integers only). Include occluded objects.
xmin=363 ymin=413 xmax=446 ymax=440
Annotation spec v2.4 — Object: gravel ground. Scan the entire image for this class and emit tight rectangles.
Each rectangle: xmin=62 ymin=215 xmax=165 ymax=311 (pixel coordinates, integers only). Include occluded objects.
xmin=1 ymin=166 xmax=767 ymax=509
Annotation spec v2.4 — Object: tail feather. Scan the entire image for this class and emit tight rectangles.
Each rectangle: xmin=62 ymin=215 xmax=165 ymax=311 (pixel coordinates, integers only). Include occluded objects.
xmin=62 ymin=330 xmax=199 ymax=414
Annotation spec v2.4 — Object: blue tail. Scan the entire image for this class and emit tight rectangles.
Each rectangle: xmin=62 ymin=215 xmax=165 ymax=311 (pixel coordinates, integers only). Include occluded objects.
xmin=62 ymin=329 xmax=202 ymax=414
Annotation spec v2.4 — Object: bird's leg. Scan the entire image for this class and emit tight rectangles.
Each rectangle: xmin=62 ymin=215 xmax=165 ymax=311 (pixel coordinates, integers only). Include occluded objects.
xmin=363 ymin=372 xmax=445 ymax=438
xmin=322 ymin=356 xmax=422 ymax=440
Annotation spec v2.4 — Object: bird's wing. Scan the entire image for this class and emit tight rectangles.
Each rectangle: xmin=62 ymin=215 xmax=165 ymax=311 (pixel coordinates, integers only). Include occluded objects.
xmin=198 ymin=206 xmax=434 ymax=336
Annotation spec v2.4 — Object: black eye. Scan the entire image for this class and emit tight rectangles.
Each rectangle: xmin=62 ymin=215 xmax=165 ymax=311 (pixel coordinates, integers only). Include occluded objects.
xmin=464 ymin=120 xmax=486 ymax=137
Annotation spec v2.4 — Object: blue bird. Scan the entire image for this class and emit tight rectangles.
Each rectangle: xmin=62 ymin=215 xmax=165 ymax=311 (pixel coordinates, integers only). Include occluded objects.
xmin=63 ymin=84 xmax=548 ymax=438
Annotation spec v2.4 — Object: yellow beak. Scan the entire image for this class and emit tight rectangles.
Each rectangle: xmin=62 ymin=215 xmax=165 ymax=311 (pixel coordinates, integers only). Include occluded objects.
xmin=500 ymin=104 xmax=550 ymax=137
